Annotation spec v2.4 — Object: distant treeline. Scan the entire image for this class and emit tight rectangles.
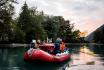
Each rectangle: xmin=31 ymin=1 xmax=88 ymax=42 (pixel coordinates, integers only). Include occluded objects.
xmin=0 ymin=0 xmax=84 ymax=43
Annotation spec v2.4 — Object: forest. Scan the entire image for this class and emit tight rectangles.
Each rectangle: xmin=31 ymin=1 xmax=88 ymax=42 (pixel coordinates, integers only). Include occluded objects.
xmin=0 ymin=0 xmax=86 ymax=43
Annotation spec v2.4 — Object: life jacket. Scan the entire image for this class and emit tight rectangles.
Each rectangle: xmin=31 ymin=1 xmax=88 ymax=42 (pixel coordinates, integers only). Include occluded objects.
xmin=60 ymin=42 xmax=65 ymax=52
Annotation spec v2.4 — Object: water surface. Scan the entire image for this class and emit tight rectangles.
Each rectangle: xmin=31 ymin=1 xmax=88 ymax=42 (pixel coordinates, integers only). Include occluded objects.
xmin=0 ymin=44 xmax=104 ymax=70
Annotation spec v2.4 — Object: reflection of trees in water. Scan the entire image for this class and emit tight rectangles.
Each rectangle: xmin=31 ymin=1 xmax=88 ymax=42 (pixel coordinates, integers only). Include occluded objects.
xmin=0 ymin=48 xmax=25 ymax=69
xmin=85 ymin=44 xmax=104 ymax=62
xmin=0 ymin=49 xmax=9 ymax=67
xmin=69 ymin=44 xmax=104 ymax=56
xmin=92 ymin=45 xmax=104 ymax=63
xmin=88 ymin=45 xmax=104 ymax=54
xmin=0 ymin=48 xmax=64 ymax=70
xmin=0 ymin=45 xmax=104 ymax=70
xmin=67 ymin=44 xmax=81 ymax=54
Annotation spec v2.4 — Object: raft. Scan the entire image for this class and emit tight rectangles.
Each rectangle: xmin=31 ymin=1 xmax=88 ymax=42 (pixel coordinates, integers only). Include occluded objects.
xmin=24 ymin=49 xmax=71 ymax=62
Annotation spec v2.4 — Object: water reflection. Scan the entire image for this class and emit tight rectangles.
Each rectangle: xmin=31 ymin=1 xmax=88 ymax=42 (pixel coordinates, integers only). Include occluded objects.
xmin=0 ymin=48 xmax=71 ymax=70
xmin=65 ymin=44 xmax=104 ymax=70
xmin=0 ymin=44 xmax=104 ymax=70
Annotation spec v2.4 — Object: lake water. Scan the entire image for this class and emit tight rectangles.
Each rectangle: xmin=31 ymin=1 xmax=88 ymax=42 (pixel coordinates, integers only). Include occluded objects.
xmin=0 ymin=44 xmax=104 ymax=70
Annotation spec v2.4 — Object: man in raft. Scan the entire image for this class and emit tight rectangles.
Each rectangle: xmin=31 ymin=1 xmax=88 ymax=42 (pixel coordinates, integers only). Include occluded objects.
xmin=53 ymin=38 xmax=62 ymax=54
xmin=27 ymin=40 xmax=36 ymax=56
xmin=30 ymin=40 xmax=36 ymax=48
xmin=54 ymin=38 xmax=66 ymax=54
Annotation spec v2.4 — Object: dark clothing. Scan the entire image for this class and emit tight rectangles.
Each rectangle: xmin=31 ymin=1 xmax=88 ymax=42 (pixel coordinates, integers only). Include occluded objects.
xmin=54 ymin=43 xmax=60 ymax=50
xmin=53 ymin=38 xmax=62 ymax=55
xmin=30 ymin=42 xmax=35 ymax=48
xmin=53 ymin=43 xmax=61 ymax=55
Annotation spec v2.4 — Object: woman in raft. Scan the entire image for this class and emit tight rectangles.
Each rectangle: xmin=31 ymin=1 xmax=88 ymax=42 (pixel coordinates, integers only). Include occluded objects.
xmin=54 ymin=38 xmax=66 ymax=54
xmin=60 ymin=41 xmax=65 ymax=52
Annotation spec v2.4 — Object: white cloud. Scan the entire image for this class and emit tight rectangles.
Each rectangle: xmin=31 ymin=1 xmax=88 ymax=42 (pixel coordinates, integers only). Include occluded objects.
xmin=14 ymin=0 xmax=104 ymax=35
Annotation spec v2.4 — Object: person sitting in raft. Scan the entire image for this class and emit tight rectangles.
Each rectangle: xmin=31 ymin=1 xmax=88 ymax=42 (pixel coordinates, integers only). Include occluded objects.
xmin=36 ymin=39 xmax=41 ymax=48
xmin=53 ymin=37 xmax=62 ymax=55
xmin=30 ymin=40 xmax=36 ymax=49
xmin=28 ymin=40 xmax=36 ymax=56
xmin=60 ymin=40 xmax=65 ymax=52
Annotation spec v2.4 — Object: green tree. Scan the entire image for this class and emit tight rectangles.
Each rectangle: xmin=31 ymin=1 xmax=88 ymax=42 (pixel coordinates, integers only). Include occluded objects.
xmin=18 ymin=2 xmax=47 ymax=43
xmin=42 ymin=16 xmax=80 ymax=43
xmin=11 ymin=19 xmax=25 ymax=43
xmin=72 ymin=30 xmax=80 ymax=42
xmin=18 ymin=2 xmax=33 ymax=43
xmin=42 ymin=16 xmax=60 ymax=41
xmin=29 ymin=7 xmax=47 ymax=40
xmin=0 ymin=0 xmax=17 ymax=43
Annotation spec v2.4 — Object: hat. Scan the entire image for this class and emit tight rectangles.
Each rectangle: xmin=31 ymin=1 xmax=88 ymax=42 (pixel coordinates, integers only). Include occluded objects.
xmin=32 ymin=40 xmax=36 ymax=43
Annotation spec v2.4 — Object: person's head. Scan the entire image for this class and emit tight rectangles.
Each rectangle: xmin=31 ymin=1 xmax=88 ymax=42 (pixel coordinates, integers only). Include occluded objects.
xmin=60 ymin=39 xmax=62 ymax=42
xmin=48 ymin=39 xmax=52 ymax=43
xmin=37 ymin=39 xmax=41 ymax=44
xmin=32 ymin=40 xmax=36 ymax=44
xmin=58 ymin=37 xmax=62 ymax=41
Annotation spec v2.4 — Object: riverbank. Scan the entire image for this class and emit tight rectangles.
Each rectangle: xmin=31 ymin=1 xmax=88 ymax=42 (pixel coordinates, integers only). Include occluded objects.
xmin=0 ymin=44 xmax=29 ymax=48
xmin=0 ymin=43 xmax=103 ymax=48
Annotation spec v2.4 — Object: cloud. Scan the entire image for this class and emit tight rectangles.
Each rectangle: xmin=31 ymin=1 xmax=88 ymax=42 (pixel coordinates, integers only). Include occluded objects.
xmin=14 ymin=0 xmax=104 ymax=35
xmin=15 ymin=0 xmax=104 ymax=18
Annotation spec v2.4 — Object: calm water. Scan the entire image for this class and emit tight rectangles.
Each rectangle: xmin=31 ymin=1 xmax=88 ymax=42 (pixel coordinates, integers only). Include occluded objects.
xmin=0 ymin=44 xmax=104 ymax=70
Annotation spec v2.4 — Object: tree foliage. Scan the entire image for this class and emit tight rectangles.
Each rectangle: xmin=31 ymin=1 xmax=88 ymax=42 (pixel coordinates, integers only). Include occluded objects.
xmin=0 ymin=1 xmax=81 ymax=43
xmin=0 ymin=0 xmax=17 ymax=43
xmin=42 ymin=16 xmax=80 ymax=42
xmin=18 ymin=2 xmax=46 ymax=43
xmin=18 ymin=2 xmax=32 ymax=43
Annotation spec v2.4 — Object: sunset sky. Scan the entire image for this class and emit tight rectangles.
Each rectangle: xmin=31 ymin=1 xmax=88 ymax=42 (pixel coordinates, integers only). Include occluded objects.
xmin=14 ymin=0 xmax=104 ymax=36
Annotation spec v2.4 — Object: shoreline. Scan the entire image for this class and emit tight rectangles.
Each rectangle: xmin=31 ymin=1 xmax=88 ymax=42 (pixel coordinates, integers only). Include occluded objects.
xmin=0 ymin=43 xmax=103 ymax=48
xmin=0 ymin=44 xmax=29 ymax=48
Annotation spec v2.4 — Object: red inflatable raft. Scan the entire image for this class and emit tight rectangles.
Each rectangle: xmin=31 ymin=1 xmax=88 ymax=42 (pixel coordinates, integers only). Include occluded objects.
xmin=24 ymin=49 xmax=71 ymax=62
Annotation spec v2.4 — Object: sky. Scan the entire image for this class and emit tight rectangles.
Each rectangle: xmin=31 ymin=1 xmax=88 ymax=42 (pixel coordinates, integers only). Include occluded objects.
xmin=14 ymin=0 xmax=104 ymax=36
